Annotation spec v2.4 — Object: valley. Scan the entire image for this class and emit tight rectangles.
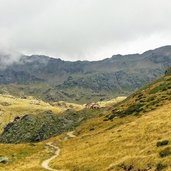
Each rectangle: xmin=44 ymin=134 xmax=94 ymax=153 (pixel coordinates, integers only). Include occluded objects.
xmin=1 ymin=1 xmax=171 ymax=170
xmin=0 ymin=66 xmax=170 ymax=170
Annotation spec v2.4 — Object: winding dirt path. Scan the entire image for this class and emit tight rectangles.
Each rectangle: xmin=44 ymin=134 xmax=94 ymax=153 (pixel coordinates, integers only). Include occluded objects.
xmin=41 ymin=131 xmax=76 ymax=171
xmin=41 ymin=142 xmax=61 ymax=171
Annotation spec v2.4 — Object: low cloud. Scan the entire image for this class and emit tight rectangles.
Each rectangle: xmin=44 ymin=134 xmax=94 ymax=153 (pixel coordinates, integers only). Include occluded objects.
xmin=0 ymin=43 xmax=21 ymax=70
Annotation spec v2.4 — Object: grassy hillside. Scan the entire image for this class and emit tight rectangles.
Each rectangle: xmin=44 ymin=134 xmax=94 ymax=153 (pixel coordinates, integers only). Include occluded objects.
xmin=0 ymin=95 xmax=64 ymax=133
xmin=105 ymin=72 xmax=171 ymax=120
xmin=51 ymin=102 xmax=171 ymax=171
xmin=2 ymin=101 xmax=171 ymax=171
xmin=0 ymin=94 xmax=125 ymax=143
xmin=0 ymin=94 xmax=84 ymax=143
xmin=45 ymin=68 xmax=171 ymax=171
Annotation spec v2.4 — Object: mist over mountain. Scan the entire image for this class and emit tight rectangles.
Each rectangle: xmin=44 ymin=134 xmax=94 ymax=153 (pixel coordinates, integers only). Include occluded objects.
xmin=0 ymin=45 xmax=171 ymax=103
xmin=0 ymin=49 xmax=22 ymax=70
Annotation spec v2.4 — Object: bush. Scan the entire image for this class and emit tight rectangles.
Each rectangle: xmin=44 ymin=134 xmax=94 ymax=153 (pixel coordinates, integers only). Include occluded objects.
xmin=149 ymin=82 xmax=170 ymax=94
xmin=156 ymin=163 xmax=167 ymax=171
xmin=159 ymin=147 xmax=171 ymax=158
xmin=157 ymin=140 xmax=169 ymax=147
xmin=124 ymin=103 xmax=143 ymax=115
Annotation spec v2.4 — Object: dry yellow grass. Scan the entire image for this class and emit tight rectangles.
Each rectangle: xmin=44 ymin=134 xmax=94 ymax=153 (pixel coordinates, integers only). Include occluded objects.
xmin=0 ymin=91 xmax=171 ymax=171
xmin=49 ymin=102 xmax=171 ymax=171
xmin=0 ymin=142 xmax=45 ymax=171
xmin=0 ymin=132 xmax=66 ymax=171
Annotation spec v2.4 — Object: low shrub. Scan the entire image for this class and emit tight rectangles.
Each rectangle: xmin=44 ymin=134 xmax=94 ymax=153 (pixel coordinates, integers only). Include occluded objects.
xmin=156 ymin=163 xmax=167 ymax=171
xmin=157 ymin=140 xmax=169 ymax=147
xmin=159 ymin=147 xmax=171 ymax=158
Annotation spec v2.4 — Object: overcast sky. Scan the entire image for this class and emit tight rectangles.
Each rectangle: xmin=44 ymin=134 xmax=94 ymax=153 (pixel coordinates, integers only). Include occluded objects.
xmin=0 ymin=0 xmax=171 ymax=61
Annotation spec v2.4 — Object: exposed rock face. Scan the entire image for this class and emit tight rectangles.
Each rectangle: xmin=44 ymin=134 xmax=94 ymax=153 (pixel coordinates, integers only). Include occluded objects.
xmin=0 ymin=156 xmax=9 ymax=164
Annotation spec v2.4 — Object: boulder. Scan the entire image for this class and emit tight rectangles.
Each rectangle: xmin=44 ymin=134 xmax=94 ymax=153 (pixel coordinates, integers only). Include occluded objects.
xmin=0 ymin=156 xmax=9 ymax=164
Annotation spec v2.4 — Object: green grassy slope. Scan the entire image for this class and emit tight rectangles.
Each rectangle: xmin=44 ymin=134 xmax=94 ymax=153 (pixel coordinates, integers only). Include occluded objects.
xmin=105 ymin=68 xmax=171 ymax=120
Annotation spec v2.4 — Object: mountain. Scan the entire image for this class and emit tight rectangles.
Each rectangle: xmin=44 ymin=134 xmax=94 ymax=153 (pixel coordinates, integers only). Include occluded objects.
xmin=0 ymin=45 xmax=171 ymax=103
xmin=0 ymin=69 xmax=171 ymax=170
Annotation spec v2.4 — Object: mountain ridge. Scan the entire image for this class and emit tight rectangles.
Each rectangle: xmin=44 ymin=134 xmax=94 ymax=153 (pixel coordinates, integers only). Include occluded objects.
xmin=0 ymin=45 xmax=171 ymax=103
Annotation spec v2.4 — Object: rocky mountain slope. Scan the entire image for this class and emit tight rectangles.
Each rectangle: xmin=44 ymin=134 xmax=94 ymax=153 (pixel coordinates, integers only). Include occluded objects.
xmin=0 ymin=46 xmax=171 ymax=103
xmin=0 ymin=94 xmax=124 ymax=143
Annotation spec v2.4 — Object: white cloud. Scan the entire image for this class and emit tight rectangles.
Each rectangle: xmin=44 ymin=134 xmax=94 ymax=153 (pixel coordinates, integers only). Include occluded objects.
xmin=0 ymin=0 xmax=170 ymax=60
